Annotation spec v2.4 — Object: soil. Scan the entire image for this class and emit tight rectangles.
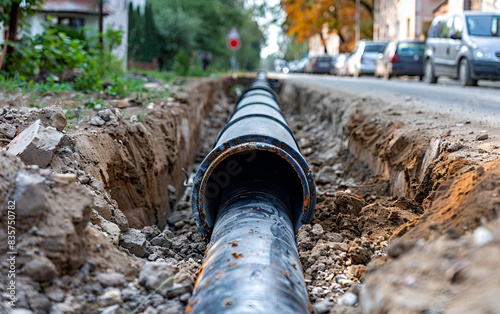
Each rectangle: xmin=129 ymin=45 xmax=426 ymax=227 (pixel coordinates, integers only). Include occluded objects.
xmin=281 ymin=78 xmax=500 ymax=313
xmin=0 ymin=73 xmax=499 ymax=314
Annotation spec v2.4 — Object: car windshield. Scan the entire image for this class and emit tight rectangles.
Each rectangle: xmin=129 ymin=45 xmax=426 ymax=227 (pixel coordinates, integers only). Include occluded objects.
xmin=317 ymin=56 xmax=332 ymax=62
xmin=396 ymin=43 xmax=425 ymax=56
xmin=365 ymin=44 xmax=386 ymax=52
xmin=466 ymin=15 xmax=500 ymax=36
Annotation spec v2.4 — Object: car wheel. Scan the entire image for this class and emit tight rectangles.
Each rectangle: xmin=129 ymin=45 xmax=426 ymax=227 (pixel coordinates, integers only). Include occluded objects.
xmin=423 ymin=60 xmax=437 ymax=84
xmin=459 ymin=59 xmax=478 ymax=86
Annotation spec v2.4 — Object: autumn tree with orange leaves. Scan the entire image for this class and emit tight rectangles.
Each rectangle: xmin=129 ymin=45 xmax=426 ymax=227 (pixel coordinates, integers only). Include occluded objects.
xmin=281 ymin=0 xmax=373 ymax=53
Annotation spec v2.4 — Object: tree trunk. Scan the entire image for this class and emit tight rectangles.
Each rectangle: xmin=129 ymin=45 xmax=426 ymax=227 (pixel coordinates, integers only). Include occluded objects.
xmin=6 ymin=2 xmax=20 ymax=56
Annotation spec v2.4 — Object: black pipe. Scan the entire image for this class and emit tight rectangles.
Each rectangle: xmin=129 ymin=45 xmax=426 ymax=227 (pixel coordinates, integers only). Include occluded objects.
xmin=188 ymin=71 xmax=316 ymax=313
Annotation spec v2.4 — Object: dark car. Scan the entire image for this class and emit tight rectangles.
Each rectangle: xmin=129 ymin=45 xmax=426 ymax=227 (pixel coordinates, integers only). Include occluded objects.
xmin=375 ymin=40 xmax=425 ymax=79
xmin=423 ymin=11 xmax=500 ymax=86
xmin=305 ymin=55 xmax=335 ymax=74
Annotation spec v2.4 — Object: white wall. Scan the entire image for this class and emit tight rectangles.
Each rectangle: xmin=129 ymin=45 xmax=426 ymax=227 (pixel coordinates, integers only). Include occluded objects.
xmin=104 ymin=0 xmax=129 ymax=67
xmin=0 ymin=23 xmax=4 ymax=43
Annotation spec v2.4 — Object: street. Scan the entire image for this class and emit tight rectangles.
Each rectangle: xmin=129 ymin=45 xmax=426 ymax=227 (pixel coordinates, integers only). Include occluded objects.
xmin=277 ymin=73 xmax=500 ymax=124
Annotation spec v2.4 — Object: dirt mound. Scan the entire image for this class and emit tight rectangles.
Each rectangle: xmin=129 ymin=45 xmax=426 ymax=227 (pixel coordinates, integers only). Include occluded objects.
xmin=0 ymin=76 xmax=243 ymax=313
xmin=281 ymin=78 xmax=500 ymax=313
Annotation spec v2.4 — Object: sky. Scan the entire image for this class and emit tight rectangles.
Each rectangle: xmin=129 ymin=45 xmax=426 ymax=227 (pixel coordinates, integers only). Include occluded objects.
xmin=245 ymin=0 xmax=284 ymax=59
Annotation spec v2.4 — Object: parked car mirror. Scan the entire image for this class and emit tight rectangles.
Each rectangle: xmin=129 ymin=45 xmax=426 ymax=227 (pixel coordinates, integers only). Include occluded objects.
xmin=450 ymin=33 xmax=461 ymax=40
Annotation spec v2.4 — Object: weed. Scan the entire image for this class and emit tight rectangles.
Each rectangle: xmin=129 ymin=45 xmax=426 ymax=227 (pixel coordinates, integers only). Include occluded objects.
xmin=137 ymin=111 xmax=148 ymax=121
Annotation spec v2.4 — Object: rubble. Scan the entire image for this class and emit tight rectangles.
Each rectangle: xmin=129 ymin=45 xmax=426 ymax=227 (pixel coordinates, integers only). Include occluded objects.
xmin=6 ymin=120 xmax=63 ymax=168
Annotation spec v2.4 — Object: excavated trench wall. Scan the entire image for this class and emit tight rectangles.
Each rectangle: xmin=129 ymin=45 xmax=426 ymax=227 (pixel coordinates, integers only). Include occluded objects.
xmin=280 ymin=80 xmax=433 ymax=199
xmin=280 ymin=80 xmax=499 ymax=240
xmin=57 ymin=77 xmax=247 ymax=230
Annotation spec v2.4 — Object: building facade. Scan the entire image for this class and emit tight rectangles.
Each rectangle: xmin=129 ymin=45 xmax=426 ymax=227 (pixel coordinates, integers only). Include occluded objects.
xmin=1 ymin=0 xmax=145 ymax=67
xmin=374 ymin=0 xmax=442 ymax=41
xmin=373 ymin=0 xmax=500 ymax=41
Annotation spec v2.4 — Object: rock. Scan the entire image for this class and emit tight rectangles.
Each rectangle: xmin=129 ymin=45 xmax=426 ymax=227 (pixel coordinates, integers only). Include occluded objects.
xmin=84 ymin=282 xmax=104 ymax=295
xmin=99 ymin=288 xmax=122 ymax=307
xmin=313 ymin=299 xmax=334 ymax=314
xmin=325 ymin=232 xmax=343 ymax=243
xmin=143 ymin=82 xmax=165 ymax=92
xmin=156 ymin=300 xmax=184 ymax=314
xmin=12 ymin=170 xmax=46 ymax=231
xmin=316 ymin=165 xmax=338 ymax=184
xmin=473 ymin=227 xmax=493 ymax=247
xmin=51 ymin=303 xmax=78 ymax=314
xmin=22 ymin=255 xmax=59 ymax=283
xmin=108 ymin=99 xmax=132 ymax=109
xmin=98 ymin=109 xmax=116 ymax=122
xmin=386 ymin=238 xmax=415 ymax=258
xmin=121 ymin=286 xmax=140 ymax=301
xmin=101 ymin=304 xmax=120 ymax=314
xmin=335 ymin=193 xmax=366 ymax=215
xmin=348 ymin=242 xmax=372 ymax=265
xmin=0 ymin=122 xmax=17 ymax=139
xmin=26 ymin=291 xmax=52 ymax=313
xmin=476 ymin=133 xmax=488 ymax=141
xmin=7 ymin=120 xmax=63 ymax=168
xmin=120 ymin=228 xmax=147 ymax=257
xmin=150 ymin=234 xmax=173 ymax=248
xmin=96 ymin=272 xmax=126 ymax=287
xmin=40 ymin=105 xmax=67 ymax=131
xmin=10 ymin=310 xmax=34 ymax=314
xmin=139 ymin=262 xmax=175 ymax=294
xmin=174 ymin=221 xmax=185 ymax=229
xmin=53 ymin=173 xmax=77 ymax=184
xmin=338 ymin=292 xmax=358 ymax=306
xmin=90 ymin=116 xmax=106 ymax=126
xmin=44 ymin=286 xmax=66 ymax=302
xmin=447 ymin=142 xmax=464 ymax=152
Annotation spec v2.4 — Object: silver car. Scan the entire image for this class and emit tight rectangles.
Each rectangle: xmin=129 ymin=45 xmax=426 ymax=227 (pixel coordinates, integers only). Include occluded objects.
xmin=423 ymin=11 xmax=500 ymax=86
xmin=346 ymin=40 xmax=387 ymax=77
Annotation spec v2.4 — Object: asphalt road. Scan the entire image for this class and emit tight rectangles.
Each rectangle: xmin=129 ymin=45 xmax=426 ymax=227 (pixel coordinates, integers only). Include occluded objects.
xmin=275 ymin=73 xmax=500 ymax=124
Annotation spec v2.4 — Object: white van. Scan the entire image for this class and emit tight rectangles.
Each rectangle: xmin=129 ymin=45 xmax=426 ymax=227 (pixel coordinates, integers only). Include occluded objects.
xmin=423 ymin=11 xmax=500 ymax=86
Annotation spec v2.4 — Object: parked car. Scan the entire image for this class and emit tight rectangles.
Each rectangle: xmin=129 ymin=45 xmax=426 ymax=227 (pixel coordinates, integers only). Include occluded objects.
xmin=332 ymin=53 xmax=350 ymax=75
xmin=304 ymin=55 xmax=335 ymax=74
xmin=375 ymin=40 xmax=425 ymax=79
xmin=274 ymin=59 xmax=289 ymax=73
xmin=295 ymin=57 xmax=310 ymax=73
xmin=423 ymin=11 xmax=500 ymax=86
xmin=346 ymin=40 xmax=387 ymax=76
xmin=287 ymin=60 xmax=300 ymax=73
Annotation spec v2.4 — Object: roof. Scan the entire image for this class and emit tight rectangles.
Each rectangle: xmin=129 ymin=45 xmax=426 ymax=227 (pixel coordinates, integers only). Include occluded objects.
xmin=432 ymin=0 xmax=448 ymax=13
xmin=42 ymin=0 xmax=110 ymax=15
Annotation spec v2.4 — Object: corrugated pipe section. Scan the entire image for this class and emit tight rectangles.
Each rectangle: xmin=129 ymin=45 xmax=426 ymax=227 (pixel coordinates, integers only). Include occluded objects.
xmin=188 ymin=71 xmax=316 ymax=313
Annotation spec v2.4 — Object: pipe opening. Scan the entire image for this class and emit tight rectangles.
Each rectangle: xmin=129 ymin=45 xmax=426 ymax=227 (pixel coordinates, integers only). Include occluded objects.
xmin=203 ymin=149 xmax=305 ymax=231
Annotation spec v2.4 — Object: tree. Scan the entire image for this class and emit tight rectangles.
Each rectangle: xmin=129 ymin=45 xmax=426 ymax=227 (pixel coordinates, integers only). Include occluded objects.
xmin=0 ymin=0 xmax=44 ymax=71
xmin=144 ymin=0 xmax=263 ymax=71
xmin=280 ymin=0 xmax=373 ymax=52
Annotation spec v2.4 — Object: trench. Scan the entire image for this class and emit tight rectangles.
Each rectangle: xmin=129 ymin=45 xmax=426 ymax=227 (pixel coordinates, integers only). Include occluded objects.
xmin=97 ymin=75 xmax=493 ymax=309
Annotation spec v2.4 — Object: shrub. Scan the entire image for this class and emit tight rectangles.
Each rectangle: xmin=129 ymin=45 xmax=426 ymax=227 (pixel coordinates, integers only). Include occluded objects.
xmin=172 ymin=47 xmax=190 ymax=76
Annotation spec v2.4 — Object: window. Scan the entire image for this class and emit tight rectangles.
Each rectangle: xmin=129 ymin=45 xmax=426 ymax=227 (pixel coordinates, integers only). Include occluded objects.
xmin=452 ymin=16 xmax=464 ymax=38
xmin=49 ymin=16 xmax=85 ymax=30
xmin=396 ymin=43 xmax=425 ymax=56
xmin=466 ymin=15 xmax=500 ymax=36
xmin=438 ymin=18 xmax=453 ymax=38
xmin=428 ymin=21 xmax=442 ymax=38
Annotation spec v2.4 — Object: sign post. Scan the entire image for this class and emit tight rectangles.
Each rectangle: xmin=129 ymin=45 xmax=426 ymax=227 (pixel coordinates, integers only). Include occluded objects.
xmin=227 ymin=27 xmax=241 ymax=72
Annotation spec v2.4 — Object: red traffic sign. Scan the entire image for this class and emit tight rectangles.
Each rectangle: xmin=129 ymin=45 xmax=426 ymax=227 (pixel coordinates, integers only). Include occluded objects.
xmin=227 ymin=27 xmax=241 ymax=51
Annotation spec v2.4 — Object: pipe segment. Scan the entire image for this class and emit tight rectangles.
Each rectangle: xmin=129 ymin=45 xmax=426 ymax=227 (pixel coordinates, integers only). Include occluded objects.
xmin=189 ymin=71 xmax=316 ymax=313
